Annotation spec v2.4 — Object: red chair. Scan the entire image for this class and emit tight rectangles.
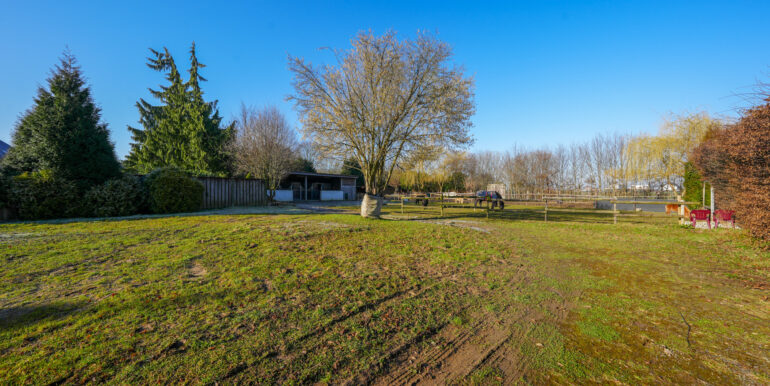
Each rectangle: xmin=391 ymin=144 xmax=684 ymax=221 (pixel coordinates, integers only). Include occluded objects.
xmin=690 ymin=209 xmax=711 ymax=229
xmin=714 ymin=209 xmax=736 ymax=228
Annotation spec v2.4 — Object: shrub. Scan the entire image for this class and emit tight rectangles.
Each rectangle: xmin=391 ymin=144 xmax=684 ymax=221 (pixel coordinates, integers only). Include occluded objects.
xmin=144 ymin=167 xmax=204 ymax=214
xmin=0 ymin=175 xmax=9 ymax=209
xmin=9 ymin=170 xmax=81 ymax=220
xmin=84 ymin=175 xmax=147 ymax=217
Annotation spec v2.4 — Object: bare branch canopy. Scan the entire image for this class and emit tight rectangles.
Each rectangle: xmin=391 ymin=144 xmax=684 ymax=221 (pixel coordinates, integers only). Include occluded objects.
xmin=288 ymin=30 xmax=475 ymax=217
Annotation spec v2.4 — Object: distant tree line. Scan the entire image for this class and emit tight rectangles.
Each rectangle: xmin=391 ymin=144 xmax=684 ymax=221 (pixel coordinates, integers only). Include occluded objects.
xmin=387 ymin=112 xmax=721 ymax=198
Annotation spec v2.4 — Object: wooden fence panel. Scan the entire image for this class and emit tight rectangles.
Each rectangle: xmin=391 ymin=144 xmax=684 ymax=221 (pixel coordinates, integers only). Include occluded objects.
xmin=197 ymin=177 xmax=266 ymax=209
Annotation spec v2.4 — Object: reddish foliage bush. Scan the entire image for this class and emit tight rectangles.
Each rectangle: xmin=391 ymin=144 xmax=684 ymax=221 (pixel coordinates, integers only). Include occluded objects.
xmin=692 ymin=97 xmax=770 ymax=244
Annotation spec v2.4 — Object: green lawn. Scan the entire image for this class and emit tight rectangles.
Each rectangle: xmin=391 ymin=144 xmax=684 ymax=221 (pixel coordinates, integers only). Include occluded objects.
xmin=1 ymin=203 xmax=768 ymax=384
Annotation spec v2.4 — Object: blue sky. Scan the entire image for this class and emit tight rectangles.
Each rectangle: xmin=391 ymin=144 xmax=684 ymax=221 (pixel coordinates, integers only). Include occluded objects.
xmin=2 ymin=1 xmax=769 ymax=159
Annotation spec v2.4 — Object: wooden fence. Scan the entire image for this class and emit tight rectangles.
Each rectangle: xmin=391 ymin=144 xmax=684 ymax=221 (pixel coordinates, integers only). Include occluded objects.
xmin=197 ymin=177 xmax=266 ymax=209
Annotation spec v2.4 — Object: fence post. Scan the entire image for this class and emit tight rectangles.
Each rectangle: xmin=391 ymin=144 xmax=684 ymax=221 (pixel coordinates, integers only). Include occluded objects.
xmin=613 ymin=201 xmax=617 ymax=224
xmin=401 ymin=196 xmax=404 ymax=214
xmin=710 ymin=185 xmax=715 ymax=228
xmin=544 ymin=199 xmax=548 ymax=222
xmin=440 ymin=192 xmax=444 ymax=217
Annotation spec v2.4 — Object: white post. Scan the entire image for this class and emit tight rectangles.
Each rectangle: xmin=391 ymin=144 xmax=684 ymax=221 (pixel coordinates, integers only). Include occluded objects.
xmin=710 ymin=186 xmax=715 ymax=227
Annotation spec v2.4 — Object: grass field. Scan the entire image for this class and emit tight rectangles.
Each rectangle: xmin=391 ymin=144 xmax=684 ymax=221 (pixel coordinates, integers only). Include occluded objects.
xmin=1 ymin=203 xmax=768 ymax=384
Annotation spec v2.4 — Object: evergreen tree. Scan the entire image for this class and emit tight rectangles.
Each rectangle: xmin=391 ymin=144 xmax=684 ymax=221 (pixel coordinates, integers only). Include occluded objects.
xmin=683 ymin=161 xmax=710 ymax=209
xmin=1 ymin=52 xmax=121 ymax=188
xmin=340 ymin=157 xmax=365 ymax=187
xmin=125 ymin=43 xmax=233 ymax=175
xmin=289 ymin=157 xmax=316 ymax=173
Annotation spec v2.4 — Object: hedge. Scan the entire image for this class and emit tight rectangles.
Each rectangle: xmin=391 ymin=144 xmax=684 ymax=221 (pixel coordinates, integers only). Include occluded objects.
xmin=692 ymin=97 xmax=770 ymax=244
xmin=84 ymin=175 xmax=147 ymax=217
xmin=9 ymin=170 xmax=81 ymax=220
xmin=144 ymin=167 xmax=204 ymax=214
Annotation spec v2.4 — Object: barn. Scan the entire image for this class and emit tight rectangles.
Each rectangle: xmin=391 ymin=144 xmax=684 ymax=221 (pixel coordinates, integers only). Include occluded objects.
xmin=272 ymin=172 xmax=358 ymax=201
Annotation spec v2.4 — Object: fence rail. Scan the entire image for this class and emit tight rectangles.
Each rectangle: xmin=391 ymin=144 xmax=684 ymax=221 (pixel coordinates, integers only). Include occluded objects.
xmin=197 ymin=177 xmax=266 ymax=209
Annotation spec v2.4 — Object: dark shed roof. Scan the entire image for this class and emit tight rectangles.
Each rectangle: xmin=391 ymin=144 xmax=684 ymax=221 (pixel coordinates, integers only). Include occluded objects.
xmin=288 ymin=171 xmax=357 ymax=179
xmin=0 ymin=140 xmax=10 ymax=158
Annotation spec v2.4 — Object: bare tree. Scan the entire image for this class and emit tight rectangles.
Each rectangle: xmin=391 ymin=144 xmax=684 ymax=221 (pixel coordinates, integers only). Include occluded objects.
xmin=288 ymin=30 xmax=475 ymax=218
xmin=229 ymin=104 xmax=298 ymax=202
xmin=586 ymin=134 xmax=612 ymax=193
xmin=566 ymin=143 xmax=585 ymax=193
xmin=552 ymin=144 xmax=569 ymax=192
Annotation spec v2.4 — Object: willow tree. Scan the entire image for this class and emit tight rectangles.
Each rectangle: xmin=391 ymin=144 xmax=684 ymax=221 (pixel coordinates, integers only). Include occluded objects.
xmin=625 ymin=113 xmax=722 ymax=191
xmin=288 ymin=31 xmax=475 ymax=218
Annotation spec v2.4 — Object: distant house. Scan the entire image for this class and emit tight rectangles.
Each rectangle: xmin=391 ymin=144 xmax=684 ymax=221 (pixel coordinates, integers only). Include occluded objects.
xmin=0 ymin=140 xmax=10 ymax=159
xmin=271 ymin=172 xmax=358 ymax=201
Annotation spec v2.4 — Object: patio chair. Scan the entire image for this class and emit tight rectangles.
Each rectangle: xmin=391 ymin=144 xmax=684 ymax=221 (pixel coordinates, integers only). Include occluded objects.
xmin=714 ymin=209 xmax=736 ymax=228
xmin=690 ymin=209 xmax=711 ymax=229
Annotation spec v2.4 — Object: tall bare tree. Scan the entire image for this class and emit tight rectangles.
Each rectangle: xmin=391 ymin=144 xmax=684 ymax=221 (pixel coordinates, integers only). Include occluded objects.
xmin=567 ymin=143 xmax=586 ymax=193
xmin=288 ymin=30 xmax=475 ymax=217
xmin=229 ymin=105 xmax=298 ymax=202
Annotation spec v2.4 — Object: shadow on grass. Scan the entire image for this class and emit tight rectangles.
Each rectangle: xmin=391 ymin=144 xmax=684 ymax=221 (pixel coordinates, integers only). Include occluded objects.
xmin=383 ymin=206 xmax=675 ymax=225
xmin=0 ymin=206 xmax=314 ymax=226
xmin=0 ymin=301 xmax=85 ymax=331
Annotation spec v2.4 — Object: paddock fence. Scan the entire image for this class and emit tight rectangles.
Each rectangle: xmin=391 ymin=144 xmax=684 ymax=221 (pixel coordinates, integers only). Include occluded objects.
xmin=196 ymin=177 xmax=266 ymax=209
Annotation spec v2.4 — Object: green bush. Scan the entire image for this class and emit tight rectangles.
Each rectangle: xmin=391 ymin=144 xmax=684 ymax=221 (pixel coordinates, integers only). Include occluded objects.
xmin=84 ymin=175 xmax=147 ymax=217
xmin=9 ymin=170 xmax=81 ymax=220
xmin=683 ymin=162 xmax=710 ymax=209
xmin=0 ymin=175 xmax=9 ymax=209
xmin=144 ymin=167 xmax=204 ymax=214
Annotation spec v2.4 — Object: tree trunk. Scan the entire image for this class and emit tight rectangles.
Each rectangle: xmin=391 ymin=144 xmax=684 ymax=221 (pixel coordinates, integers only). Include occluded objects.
xmin=361 ymin=193 xmax=383 ymax=218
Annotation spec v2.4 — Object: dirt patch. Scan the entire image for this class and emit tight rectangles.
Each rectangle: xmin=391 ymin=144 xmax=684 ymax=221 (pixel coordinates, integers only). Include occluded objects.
xmin=277 ymin=220 xmax=351 ymax=231
xmin=188 ymin=262 xmax=207 ymax=279
xmin=374 ymin=312 xmax=525 ymax=384
xmin=294 ymin=204 xmax=352 ymax=214
xmin=416 ymin=219 xmax=491 ymax=233
xmin=361 ymin=237 xmax=569 ymax=385
xmin=0 ymin=232 xmax=41 ymax=239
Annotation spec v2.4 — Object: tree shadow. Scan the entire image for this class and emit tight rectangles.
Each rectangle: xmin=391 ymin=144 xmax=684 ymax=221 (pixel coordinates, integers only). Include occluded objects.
xmin=0 ymin=301 xmax=84 ymax=331
xmin=380 ymin=205 xmax=674 ymax=225
xmin=0 ymin=206 xmax=315 ymax=226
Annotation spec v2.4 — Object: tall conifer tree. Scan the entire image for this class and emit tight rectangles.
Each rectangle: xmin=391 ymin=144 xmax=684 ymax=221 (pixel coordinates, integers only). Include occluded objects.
xmin=125 ymin=43 xmax=232 ymax=175
xmin=2 ymin=52 xmax=121 ymax=187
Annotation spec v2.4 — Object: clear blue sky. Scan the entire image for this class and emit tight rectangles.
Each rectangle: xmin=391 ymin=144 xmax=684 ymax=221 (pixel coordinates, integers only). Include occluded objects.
xmin=2 ymin=1 xmax=769 ymax=159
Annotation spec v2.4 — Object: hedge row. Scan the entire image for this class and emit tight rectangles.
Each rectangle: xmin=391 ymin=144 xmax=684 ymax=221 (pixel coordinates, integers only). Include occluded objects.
xmin=692 ymin=97 xmax=770 ymax=244
xmin=0 ymin=167 xmax=204 ymax=220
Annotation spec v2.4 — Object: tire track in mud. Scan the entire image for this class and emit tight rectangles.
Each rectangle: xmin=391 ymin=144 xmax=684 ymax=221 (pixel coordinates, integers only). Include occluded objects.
xmin=366 ymin=238 xmax=573 ymax=385
xmin=370 ymin=305 xmax=531 ymax=385
xmin=230 ymin=223 xmax=561 ymax=384
xmin=223 ymin=276 xmax=454 ymax=382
